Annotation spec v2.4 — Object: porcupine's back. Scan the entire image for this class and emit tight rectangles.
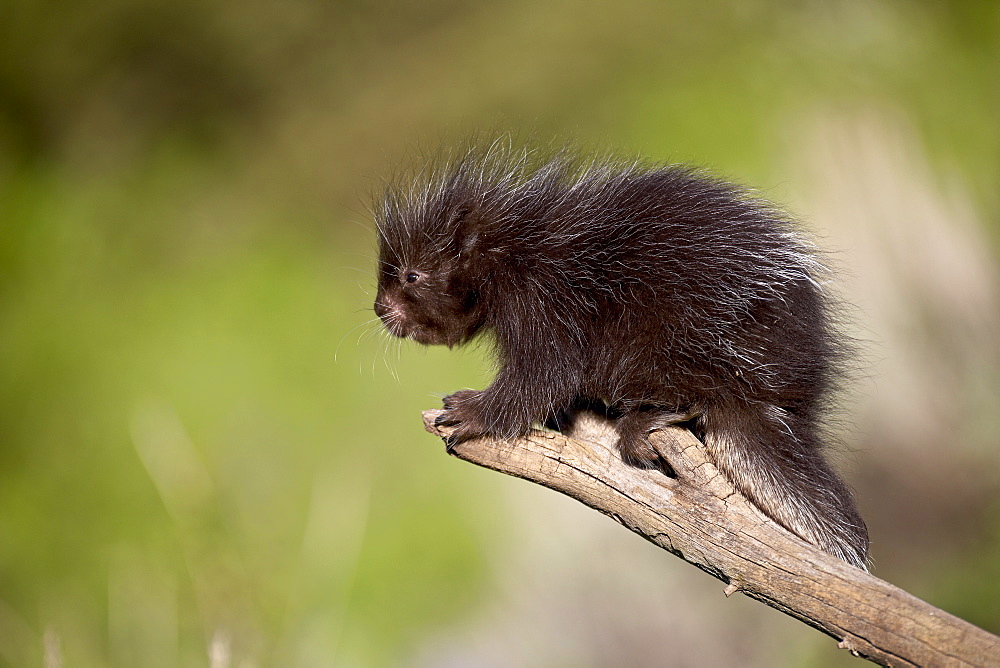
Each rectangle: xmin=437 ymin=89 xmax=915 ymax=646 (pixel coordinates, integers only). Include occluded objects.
xmin=466 ymin=158 xmax=841 ymax=404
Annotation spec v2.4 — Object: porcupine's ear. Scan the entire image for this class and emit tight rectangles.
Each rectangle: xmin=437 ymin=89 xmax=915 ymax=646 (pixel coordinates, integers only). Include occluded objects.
xmin=451 ymin=204 xmax=483 ymax=270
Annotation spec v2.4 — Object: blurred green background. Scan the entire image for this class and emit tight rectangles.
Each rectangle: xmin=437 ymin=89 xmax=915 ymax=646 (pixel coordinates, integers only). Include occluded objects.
xmin=1 ymin=1 xmax=998 ymax=665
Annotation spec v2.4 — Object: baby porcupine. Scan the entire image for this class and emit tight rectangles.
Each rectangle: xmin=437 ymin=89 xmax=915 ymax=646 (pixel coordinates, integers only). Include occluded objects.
xmin=372 ymin=144 xmax=869 ymax=569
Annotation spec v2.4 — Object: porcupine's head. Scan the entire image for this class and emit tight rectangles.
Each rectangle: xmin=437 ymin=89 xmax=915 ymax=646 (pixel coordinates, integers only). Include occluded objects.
xmin=372 ymin=157 xmax=494 ymax=348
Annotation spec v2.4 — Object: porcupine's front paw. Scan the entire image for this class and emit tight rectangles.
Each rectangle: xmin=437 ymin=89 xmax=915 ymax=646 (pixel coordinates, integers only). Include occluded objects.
xmin=435 ymin=390 xmax=489 ymax=451
xmin=440 ymin=389 xmax=479 ymax=411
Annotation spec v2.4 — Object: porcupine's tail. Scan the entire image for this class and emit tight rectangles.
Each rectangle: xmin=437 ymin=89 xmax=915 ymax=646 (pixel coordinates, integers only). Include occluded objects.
xmin=700 ymin=399 xmax=869 ymax=569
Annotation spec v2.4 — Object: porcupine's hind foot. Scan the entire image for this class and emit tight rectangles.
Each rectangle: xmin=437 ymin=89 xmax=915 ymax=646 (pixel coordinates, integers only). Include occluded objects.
xmin=614 ymin=407 xmax=701 ymax=476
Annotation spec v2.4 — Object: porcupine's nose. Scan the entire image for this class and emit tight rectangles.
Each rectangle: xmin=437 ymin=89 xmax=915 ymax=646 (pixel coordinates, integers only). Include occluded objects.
xmin=374 ymin=295 xmax=409 ymax=337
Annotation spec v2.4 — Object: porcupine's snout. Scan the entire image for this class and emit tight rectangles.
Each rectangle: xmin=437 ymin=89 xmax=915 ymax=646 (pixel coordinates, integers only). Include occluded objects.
xmin=374 ymin=294 xmax=407 ymax=338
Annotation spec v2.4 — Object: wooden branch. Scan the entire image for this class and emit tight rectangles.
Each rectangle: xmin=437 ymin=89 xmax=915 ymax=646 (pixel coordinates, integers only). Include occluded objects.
xmin=423 ymin=409 xmax=1000 ymax=667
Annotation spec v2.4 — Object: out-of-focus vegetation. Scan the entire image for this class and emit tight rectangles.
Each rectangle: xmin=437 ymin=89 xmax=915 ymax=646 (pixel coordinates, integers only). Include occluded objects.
xmin=1 ymin=1 xmax=997 ymax=665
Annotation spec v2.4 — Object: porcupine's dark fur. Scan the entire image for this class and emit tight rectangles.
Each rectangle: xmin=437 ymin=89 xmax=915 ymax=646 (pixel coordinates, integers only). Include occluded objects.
xmin=372 ymin=142 xmax=869 ymax=569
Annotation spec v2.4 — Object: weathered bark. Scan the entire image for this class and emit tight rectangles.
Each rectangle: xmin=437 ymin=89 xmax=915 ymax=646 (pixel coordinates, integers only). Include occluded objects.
xmin=423 ymin=409 xmax=1000 ymax=667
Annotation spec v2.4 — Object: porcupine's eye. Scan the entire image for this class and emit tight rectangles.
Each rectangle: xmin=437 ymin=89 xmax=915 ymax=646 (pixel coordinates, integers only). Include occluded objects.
xmin=404 ymin=271 xmax=421 ymax=284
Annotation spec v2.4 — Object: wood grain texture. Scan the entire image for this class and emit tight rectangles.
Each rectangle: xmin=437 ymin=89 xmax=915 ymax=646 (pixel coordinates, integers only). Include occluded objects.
xmin=423 ymin=409 xmax=1000 ymax=667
